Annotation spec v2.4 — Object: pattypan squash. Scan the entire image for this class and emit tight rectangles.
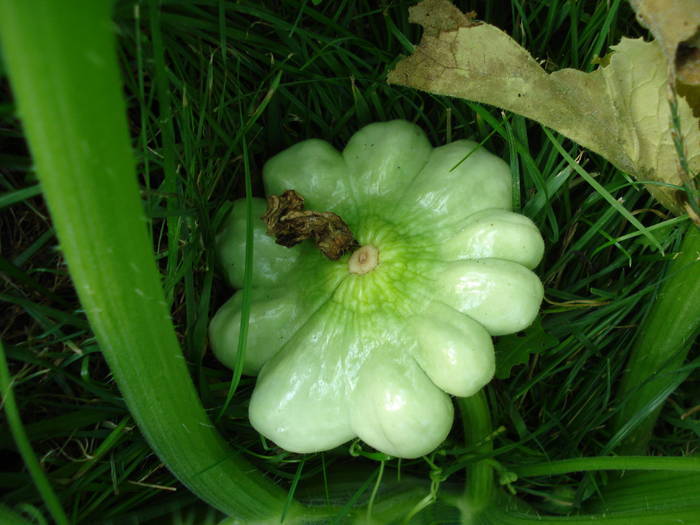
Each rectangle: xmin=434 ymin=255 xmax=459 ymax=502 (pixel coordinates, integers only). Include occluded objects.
xmin=210 ymin=120 xmax=544 ymax=459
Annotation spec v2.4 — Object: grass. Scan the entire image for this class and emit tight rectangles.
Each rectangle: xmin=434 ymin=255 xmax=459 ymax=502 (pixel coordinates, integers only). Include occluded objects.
xmin=1 ymin=0 xmax=698 ymax=523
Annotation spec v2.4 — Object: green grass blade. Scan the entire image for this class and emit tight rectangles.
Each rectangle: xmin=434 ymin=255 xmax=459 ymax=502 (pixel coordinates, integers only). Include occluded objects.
xmin=484 ymin=506 xmax=700 ymax=525
xmin=0 ymin=184 xmax=41 ymax=209
xmin=0 ymin=0 xmax=286 ymax=518
xmin=148 ymin=0 xmax=180 ymax=301
xmin=586 ymin=471 xmax=700 ymax=515
xmin=512 ymin=455 xmax=700 ymax=477
xmin=543 ymin=128 xmax=664 ymax=253
xmin=0 ymin=505 xmax=37 ymax=525
xmin=216 ymin=127 xmax=253 ymax=421
xmin=0 ymin=340 xmax=70 ymax=525
xmin=613 ymin=225 xmax=700 ymax=454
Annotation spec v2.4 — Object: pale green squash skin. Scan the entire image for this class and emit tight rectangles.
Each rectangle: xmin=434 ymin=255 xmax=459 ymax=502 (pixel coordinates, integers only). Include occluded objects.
xmin=210 ymin=120 xmax=545 ymax=458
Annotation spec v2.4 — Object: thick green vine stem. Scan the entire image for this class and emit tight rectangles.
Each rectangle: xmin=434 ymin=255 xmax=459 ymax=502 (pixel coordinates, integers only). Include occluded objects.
xmin=0 ymin=1 xmax=287 ymax=519
xmin=512 ymin=456 xmax=700 ymax=477
xmin=613 ymin=224 xmax=700 ymax=454
xmin=481 ymin=506 xmax=700 ymax=525
xmin=459 ymin=392 xmax=495 ymax=514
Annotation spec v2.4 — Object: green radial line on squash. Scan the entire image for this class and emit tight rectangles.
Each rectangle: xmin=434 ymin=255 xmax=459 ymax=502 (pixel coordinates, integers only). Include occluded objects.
xmin=330 ymin=221 xmax=437 ymax=316
xmin=333 ymin=268 xmax=429 ymax=315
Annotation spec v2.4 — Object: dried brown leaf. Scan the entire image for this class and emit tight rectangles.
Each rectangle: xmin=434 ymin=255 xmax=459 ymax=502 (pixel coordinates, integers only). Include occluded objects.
xmin=388 ymin=0 xmax=700 ymax=216
xmin=630 ymin=0 xmax=700 ymax=85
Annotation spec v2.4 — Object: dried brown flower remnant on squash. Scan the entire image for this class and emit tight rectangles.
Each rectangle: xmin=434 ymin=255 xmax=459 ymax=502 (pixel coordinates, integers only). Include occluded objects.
xmin=262 ymin=189 xmax=359 ymax=260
